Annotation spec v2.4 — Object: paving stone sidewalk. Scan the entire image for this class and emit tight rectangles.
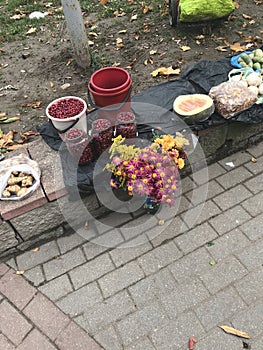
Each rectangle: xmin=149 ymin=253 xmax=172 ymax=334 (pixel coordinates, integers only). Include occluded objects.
xmin=1 ymin=141 xmax=263 ymax=349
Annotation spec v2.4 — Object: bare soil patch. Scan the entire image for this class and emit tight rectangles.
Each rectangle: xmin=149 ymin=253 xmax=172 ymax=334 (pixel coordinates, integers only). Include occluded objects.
xmin=0 ymin=1 xmax=262 ymax=142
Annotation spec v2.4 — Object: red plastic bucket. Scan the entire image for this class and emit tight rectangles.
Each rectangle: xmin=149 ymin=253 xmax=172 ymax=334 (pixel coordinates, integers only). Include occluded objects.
xmin=90 ymin=67 xmax=131 ymax=94
xmin=87 ymin=69 xmax=132 ymax=125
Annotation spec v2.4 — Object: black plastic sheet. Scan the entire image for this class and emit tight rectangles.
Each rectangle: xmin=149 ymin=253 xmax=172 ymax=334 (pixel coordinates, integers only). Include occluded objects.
xmin=37 ymin=55 xmax=263 ymax=196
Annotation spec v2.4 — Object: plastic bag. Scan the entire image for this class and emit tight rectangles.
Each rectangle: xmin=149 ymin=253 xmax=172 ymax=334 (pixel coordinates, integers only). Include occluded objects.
xmin=179 ymin=0 xmax=235 ymax=22
xmin=0 ymin=154 xmax=41 ymax=201
xmin=209 ymin=81 xmax=258 ymax=119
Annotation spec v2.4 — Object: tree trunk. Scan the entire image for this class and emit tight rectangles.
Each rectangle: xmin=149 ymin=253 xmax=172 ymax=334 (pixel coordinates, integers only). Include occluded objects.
xmin=61 ymin=0 xmax=91 ymax=69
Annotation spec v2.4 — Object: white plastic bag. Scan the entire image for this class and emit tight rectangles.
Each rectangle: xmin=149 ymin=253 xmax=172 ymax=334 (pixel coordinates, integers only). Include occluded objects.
xmin=0 ymin=154 xmax=41 ymax=201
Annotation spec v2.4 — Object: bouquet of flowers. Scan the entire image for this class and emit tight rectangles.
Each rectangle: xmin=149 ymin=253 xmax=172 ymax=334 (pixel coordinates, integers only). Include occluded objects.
xmin=104 ymin=133 xmax=189 ymax=207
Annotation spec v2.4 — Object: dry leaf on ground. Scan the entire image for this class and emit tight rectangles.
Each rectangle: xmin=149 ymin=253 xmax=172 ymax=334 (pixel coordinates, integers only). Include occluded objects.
xmin=180 ymin=45 xmax=191 ymax=51
xmin=218 ymin=325 xmax=251 ymax=339
xmin=151 ymin=66 xmax=180 ymax=77
xmin=230 ymin=42 xmax=246 ymax=52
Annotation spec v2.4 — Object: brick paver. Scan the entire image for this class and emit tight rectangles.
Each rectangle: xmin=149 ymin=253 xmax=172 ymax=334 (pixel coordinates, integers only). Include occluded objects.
xmin=1 ymin=141 xmax=263 ymax=349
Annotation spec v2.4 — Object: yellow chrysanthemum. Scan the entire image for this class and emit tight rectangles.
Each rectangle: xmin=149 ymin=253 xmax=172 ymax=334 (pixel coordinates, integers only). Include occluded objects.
xmin=177 ymin=158 xmax=185 ymax=169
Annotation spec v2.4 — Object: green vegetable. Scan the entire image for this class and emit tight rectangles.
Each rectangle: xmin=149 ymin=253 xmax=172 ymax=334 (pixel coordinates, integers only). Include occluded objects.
xmin=253 ymin=62 xmax=261 ymax=70
xmin=240 ymin=53 xmax=252 ymax=65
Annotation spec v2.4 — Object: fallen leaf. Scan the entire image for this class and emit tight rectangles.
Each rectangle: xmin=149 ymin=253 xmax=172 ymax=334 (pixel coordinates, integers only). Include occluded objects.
xmin=0 ymin=117 xmax=20 ymax=123
xmin=180 ymin=45 xmax=191 ymax=51
xmin=0 ymin=113 xmax=6 ymax=118
xmin=60 ymin=83 xmax=71 ymax=90
xmin=233 ymin=1 xmax=239 ymax=8
xmin=243 ymin=13 xmax=252 ymax=19
xmin=88 ymin=40 xmax=94 ymax=46
xmin=88 ymin=31 xmax=98 ymax=38
xmin=116 ymin=37 xmax=123 ymax=44
xmin=49 ymin=81 xmax=54 ymax=88
xmin=33 ymin=247 xmax=40 ymax=252
xmin=149 ymin=56 xmax=154 ymax=64
xmin=151 ymin=66 xmax=180 ymax=77
xmin=134 ymin=32 xmax=140 ymax=40
xmin=207 ymin=242 xmax=215 ymax=247
xmin=230 ymin=42 xmax=246 ymax=52
xmin=144 ymin=59 xmax=148 ymax=66
xmin=118 ymin=30 xmax=127 ymax=34
xmin=150 ymin=50 xmax=157 ymax=55
xmin=26 ymin=27 xmax=36 ymax=35
xmin=249 ymin=20 xmax=255 ymax=25
xmin=158 ymin=219 xmax=165 ymax=225
xmin=16 ymin=270 xmax=25 ymax=275
xmin=195 ymin=35 xmax=205 ymax=39
xmin=142 ymin=4 xmax=152 ymax=14
xmin=218 ymin=325 xmax=251 ymax=339
xmin=20 ymin=101 xmax=42 ymax=108
xmin=114 ymin=10 xmax=126 ymax=17
xmin=216 ymin=46 xmax=228 ymax=52
xmin=100 ymin=0 xmax=108 ymax=4
xmin=251 ymin=156 xmax=257 ymax=163
xmin=130 ymin=14 xmax=138 ymax=21
xmin=10 ymin=13 xmax=26 ymax=20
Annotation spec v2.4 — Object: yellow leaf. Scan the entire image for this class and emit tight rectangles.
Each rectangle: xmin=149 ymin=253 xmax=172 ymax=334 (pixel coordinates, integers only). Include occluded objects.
xmin=180 ymin=45 xmax=191 ymax=51
xmin=144 ymin=59 xmax=148 ymax=66
xmin=118 ymin=30 xmax=127 ymax=34
xmin=33 ymin=247 xmax=40 ymax=252
xmin=151 ymin=66 xmax=180 ymax=77
xmin=158 ymin=219 xmax=165 ymax=225
xmin=66 ymin=60 xmax=71 ymax=66
xmin=16 ymin=270 xmax=25 ymax=275
xmin=230 ymin=42 xmax=246 ymax=52
xmin=150 ymin=50 xmax=157 ymax=55
xmin=26 ymin=27 xmax=36 ymax=35
xmin=116 ymin=37 xmax=123 ymax=44
xmin=49 ymin=81 xmax=54 ymax=88
xmin=218 ymin=325 xmax=251 ymax=339
xmin=165 ymin=66 xmax=180 ymax=75
xmin=88 ymin=40 xmax=94 ymax=46
xmin=251 ymin=156 xmax=257 ymax=163
xmin=151 ymin=67 xmax=167 ymax=77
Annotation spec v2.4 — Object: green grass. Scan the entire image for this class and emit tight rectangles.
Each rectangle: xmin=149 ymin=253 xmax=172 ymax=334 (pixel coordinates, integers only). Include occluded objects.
xmin=0 ymin=0 xmax=167 ymax=43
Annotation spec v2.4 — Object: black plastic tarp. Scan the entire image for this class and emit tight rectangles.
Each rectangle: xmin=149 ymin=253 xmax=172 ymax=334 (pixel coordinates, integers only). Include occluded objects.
xmin=37 ymin=55 xmax=263 ymax=196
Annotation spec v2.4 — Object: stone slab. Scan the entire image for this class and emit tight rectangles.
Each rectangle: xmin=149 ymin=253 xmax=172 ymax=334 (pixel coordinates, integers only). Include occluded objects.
xmin=28 ymin=139 xmax=68 ymax=201
xmin=0 ymin=221 xmax=18 ymax=251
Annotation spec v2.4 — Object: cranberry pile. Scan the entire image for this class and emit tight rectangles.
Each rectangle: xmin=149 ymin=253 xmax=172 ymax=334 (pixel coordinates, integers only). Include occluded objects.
xmin=116 ymin=112 xmax=137 ymax=139
xmin=91 ymin=119 xmax=114 ymax=156
xmin=48 ymin=98 xmax=84 ymax=119
xmin=65 ymin=128 xmax=93 ymax=165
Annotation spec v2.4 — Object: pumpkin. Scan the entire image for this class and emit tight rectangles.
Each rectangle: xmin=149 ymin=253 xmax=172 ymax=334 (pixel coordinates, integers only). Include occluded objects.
xmin=173 ymin=94 xmax=215 ymax=124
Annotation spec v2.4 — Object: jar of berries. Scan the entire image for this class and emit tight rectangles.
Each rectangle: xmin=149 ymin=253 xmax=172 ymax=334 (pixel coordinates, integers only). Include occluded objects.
xmin=91 ymin=119 xmax=114 ymax=156
xmin=116 ymin=112 xmax=137 ymax=139
xmin=64 ymin=128 xmax=93 ymax=165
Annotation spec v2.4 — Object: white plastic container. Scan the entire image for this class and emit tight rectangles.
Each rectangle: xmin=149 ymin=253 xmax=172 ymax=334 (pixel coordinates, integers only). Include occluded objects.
xmin=46 ymin=96 xmax=88 ymax=140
